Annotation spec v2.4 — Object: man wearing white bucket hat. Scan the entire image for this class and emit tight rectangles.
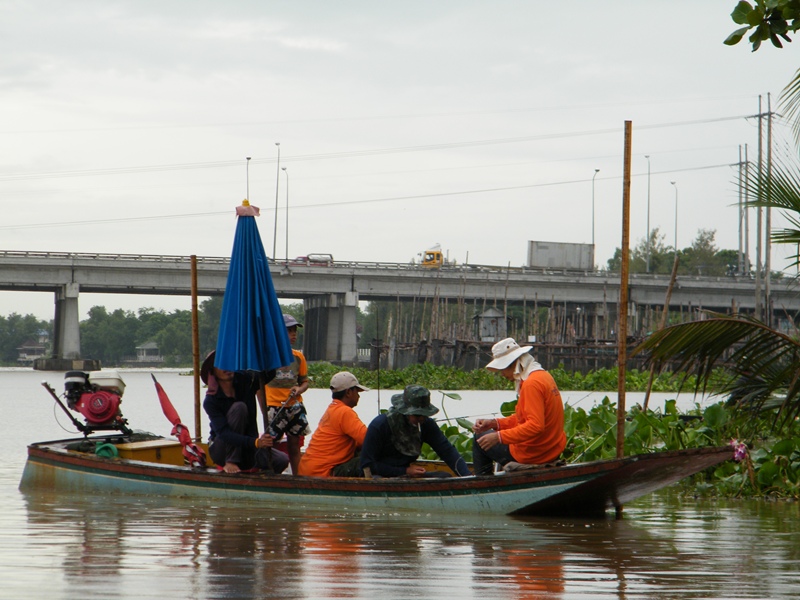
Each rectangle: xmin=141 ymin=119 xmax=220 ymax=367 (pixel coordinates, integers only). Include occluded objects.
xmin=472 ymin=338 xmax=566 ymax=475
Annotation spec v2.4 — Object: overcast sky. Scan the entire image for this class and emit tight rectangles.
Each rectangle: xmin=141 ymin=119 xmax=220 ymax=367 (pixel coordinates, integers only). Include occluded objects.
xmin=2 ymin=1 xmax=798 ymax=320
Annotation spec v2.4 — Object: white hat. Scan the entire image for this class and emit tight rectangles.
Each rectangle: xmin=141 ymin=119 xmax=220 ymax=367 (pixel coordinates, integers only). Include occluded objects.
xmin=485 ymin=338 xmax=532 ymax=370
xmin=330 ymin=371 xmax=370 ymax=393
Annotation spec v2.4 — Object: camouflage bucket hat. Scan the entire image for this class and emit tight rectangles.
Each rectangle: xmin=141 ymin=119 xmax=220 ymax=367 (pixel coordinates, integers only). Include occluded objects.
xmin=393 ymin=385 xmax=438 ymax=417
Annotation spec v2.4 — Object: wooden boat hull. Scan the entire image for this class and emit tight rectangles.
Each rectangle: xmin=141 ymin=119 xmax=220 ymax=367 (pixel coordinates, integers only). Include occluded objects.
xmin=19 ymin=437 xmax=732 ymax=516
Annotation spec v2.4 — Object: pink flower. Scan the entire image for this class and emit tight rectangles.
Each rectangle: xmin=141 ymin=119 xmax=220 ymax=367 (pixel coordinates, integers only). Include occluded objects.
xmin=730 ymin=439 xmax=748 ymax=462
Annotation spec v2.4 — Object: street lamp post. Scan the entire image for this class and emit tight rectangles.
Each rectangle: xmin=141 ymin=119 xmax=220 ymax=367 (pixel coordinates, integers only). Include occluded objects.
xmin=246 ymin=156 xmax=251 ymax=200
xmin=591 ymin=169 xmax=600 ymax=250
xmin=670 ymin=181 xmax=678 ymax=255
xmin=272 ymin=142 xmax=281 ymax=260
xmin=645 ymin=155 xmax=651 ymax=272
xmin=282 ymin=166 xmax=289 ymax=263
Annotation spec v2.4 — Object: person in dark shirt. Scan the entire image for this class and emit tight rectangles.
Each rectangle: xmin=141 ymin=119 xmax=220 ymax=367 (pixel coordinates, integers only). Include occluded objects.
xmin=360 ymin=385 xmax=471 ymax=478
xmin=201 ymin=351 xmax=289 ymax=474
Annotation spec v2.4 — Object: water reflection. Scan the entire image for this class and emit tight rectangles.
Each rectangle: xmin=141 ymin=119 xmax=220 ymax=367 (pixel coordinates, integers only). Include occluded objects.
xmin=17 ymin=490 xmax=800 ymax=599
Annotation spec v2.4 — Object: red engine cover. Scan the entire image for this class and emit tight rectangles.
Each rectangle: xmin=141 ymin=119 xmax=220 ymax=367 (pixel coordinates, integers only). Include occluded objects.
xmin=74 ymin=391 xmax=121 ymax=425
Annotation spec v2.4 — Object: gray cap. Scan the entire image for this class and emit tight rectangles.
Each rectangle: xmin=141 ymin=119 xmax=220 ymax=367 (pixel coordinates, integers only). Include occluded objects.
xmin=283 ymin=314 xmax=303 ymax=328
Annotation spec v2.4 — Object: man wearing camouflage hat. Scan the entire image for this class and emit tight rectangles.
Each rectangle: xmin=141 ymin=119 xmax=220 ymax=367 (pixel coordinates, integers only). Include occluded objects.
xmin=360 ymin=384 xmax=471 ymax=478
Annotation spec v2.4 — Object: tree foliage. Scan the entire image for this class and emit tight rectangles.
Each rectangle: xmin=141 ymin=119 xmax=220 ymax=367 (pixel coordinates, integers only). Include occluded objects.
xmin=0 ymin=296 xmax=306 ymax=366
xmin=725 ymin=0 xmax=800 ymax=50
xmin=0 ymin=313 xmax=51 ymax=364
xmin=78 ymin=299 xmax=235 ymax=365
xmin=606 ymin=227 xmax=739 ymax=276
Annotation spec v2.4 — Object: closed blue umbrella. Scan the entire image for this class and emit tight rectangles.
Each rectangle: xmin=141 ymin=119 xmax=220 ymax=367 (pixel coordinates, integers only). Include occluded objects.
xmin=214 ymin=201 xmax=293 ymax=373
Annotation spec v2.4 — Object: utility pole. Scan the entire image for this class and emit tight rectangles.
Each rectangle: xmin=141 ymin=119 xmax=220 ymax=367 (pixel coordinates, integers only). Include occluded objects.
xmin=645 ymin=155 xmax=651 ymax=273
xmin=737 ymin=145 xmax=744 ymax=276
xmin=755 ymin=95 xmax=763 ymax=321
xmin=766 ymin=93 xmax=773 ymax=328
xmin=752 ymin=94 xmax=777 ymax=324
xmin=744 ymin=143 xmax=750 ymax=276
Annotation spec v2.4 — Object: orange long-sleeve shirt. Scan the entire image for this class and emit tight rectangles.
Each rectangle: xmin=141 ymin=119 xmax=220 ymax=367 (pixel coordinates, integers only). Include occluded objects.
xmin=496 ymin=369 xmax=566 ymax=465
xmin=297 ymin=400 xmax=367 ymax=477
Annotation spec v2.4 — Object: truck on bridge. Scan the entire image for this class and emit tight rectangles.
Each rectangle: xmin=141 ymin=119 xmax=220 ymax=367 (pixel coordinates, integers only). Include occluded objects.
xmin=419 ymin=244 xmax=455 ymax=268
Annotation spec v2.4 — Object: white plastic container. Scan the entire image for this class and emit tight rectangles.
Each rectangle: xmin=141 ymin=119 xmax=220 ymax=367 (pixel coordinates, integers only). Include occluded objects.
xmin=88 ymin=369 xmax=126 ymax=396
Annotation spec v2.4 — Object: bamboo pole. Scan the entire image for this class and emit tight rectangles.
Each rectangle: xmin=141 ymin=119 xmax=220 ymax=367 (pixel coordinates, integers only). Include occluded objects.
xmin=190 ymin=255 xmax=201 ymax=442
xmin=643 ymin=252 xmax=679 ymax=411
xmin=617 ymin=121 xmax=632 ymax=460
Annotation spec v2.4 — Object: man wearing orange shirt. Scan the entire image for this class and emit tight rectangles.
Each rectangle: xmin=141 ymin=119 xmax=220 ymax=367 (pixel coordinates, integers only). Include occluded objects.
xmin=297 ymin=372 xmax=370 ymax=478
xmin=473 ymin=338 xmax=566 ymax=475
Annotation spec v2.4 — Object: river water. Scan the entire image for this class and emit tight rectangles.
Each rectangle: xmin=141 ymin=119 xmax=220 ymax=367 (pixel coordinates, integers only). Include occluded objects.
xmin=3 ymin=368 xmax=799 ymax=599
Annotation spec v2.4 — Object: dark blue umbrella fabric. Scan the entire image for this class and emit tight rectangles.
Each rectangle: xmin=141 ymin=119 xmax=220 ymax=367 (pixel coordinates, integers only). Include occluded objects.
xmin=214 ymin=202 xmax=293 ymax=373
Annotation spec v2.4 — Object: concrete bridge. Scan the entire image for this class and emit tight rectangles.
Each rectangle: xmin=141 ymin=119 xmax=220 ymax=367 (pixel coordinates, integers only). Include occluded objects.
xmin=0 ymin=250 xmax=796 ymax=366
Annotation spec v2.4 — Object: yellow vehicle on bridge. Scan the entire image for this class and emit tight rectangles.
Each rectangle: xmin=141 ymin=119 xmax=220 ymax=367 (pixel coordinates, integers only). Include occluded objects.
xmin=419 ymin=244 xmax=450 ymax=268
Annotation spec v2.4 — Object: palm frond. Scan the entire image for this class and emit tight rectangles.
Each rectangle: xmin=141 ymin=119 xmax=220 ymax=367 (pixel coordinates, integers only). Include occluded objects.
xmin=634 ymin=316 xmax=800 ymax=425
xmin=780 ymin=68 xmax=800 ymax=146
xmin=740 ymin=155 xmax=800 ymax=268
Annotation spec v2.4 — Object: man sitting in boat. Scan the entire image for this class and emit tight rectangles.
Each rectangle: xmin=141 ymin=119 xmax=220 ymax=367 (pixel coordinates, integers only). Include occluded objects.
xmin=472 ymin=338 xmax=566 ymax=475
xmin=201 ymin=351 xmax=289 ymax=474
xmin=360 ymin=385 xmax=471 ymax=478
xmin=296 ymin=372 xmax=370 ymax=478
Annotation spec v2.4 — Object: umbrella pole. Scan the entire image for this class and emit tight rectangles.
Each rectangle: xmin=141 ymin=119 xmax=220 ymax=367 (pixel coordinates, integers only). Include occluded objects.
xmin=191 ymin=255 xmax=202 ymax=442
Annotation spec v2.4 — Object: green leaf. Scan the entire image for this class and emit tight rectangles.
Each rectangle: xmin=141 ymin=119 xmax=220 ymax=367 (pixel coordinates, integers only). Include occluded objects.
xmin=731 ymin=1 xmax=755 ymax=25
xmin=703 ymin=403 xmax=729 ymax=429
xmin=724 ymin=26 xmax=750 ymax=45
xmin=757 ymin=461 xmax=780 ymax=485
xmin=443 ymin=425 xmax=460 ymax=437
xmin=439 ymin=391 xmax=462 ymax=400
xmin=771 ymin=438 xmax=796 ymax=456
xmin=500 ymin=400 xmax=517 ymax=417
xmin=747 ymin=7 xmax=766 ymax=27
xmin=751 ymin=448 xmax=771 ymax=463
xmin=456 ymin=417 xmax=474 ymax=431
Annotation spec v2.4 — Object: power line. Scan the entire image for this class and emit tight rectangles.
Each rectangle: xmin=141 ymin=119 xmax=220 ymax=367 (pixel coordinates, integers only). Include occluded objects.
xmin=0 ymin=94 xmax=758 ymax=135
xmin=0 ymin=162 xmax=734 ymax=232
xmin=0 ymin=114 xmax=752 ymax=183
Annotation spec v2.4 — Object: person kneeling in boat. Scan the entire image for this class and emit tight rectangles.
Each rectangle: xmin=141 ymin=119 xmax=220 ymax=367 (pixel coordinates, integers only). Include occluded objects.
xmin=296 ymin=372 xmax=370 ymax=478
xmin=201 ymin=351 xmax=289 ymax=474
xmin=360 ymin=385 xmax=471 ymax=478
xmin=472 ymin=338 xmax=566 ymax=476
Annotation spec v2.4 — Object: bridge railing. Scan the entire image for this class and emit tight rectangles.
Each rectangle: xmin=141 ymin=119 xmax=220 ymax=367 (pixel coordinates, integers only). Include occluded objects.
xmin=0 ymin=249 xmax=767 ymax=283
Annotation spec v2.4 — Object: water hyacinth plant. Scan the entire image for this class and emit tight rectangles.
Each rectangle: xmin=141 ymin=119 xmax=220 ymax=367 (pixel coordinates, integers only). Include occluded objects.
xmin=422 ymin=395 xmax=800 ymax=499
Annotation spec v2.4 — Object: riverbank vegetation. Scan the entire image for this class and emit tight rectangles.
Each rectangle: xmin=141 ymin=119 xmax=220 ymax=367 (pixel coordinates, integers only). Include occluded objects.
xmin=305 ymin=361 xmax=695 ymax=393
xmin=424 ymin=390 xmax=800 ymax=501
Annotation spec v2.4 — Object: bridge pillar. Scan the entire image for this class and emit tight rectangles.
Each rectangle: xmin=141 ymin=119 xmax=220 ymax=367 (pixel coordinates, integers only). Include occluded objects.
xmin=36 ymin=283 xmax=99 ymax=371
xmin=303 ymin=292 xmax=358 ymax=364
xmin=55 ymin=283 xmax=81 ymax=359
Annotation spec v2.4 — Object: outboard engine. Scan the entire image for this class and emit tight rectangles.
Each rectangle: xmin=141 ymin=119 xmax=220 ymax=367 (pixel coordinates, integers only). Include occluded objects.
xmin=62 ymin=370 xmax=131 ymax=435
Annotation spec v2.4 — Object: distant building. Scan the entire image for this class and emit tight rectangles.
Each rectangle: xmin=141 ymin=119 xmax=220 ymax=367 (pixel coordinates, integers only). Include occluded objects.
xmin=135 ymin=341 xmax=164 ymax=363
xmin=17 ymin=333 xmax=49 ymax=366
xmin=473 ymin=307 xmax=509 ymax=342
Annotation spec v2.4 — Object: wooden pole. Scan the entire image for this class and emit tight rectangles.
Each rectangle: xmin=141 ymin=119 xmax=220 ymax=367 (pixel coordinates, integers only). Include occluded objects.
xmin=643 ymin=252 xmax=679 ymax=411
xmin=617 ymin=121 xmax=632 ymax=460
xmin=190 ymin=255 xmax=201 ymax=442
